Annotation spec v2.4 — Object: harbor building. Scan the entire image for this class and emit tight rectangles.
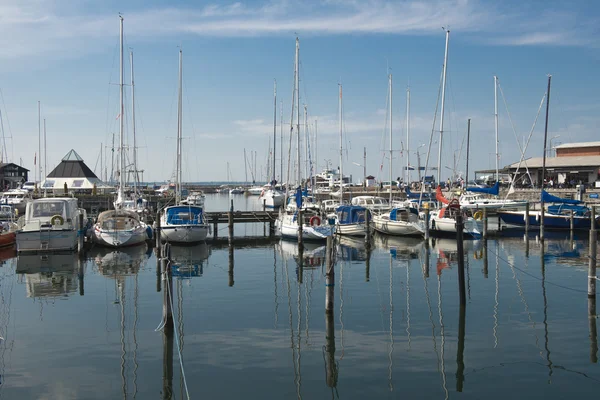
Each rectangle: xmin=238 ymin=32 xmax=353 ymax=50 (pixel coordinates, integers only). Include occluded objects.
xmin=41 ymin=149 xmax=110 ymax=194
xmin=0 ymin=162 xmax=29 ymax=190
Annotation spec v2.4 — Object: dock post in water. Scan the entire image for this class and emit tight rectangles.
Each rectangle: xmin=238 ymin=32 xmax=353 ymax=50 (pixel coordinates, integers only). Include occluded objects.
xmin=155 ymin=211 xmax=161 ymax=250
xmin=589 ymin=206 xmax=597 ymax=298
xmin=525 ymin=201 xmax=530 ymax=233
xmin=424 ymin=207 xmax=430 ymax=240
xmin=228 ymin=244 xmax=235 ymax=287
xmin=456 ymin=213 xmax=466 ymax=307
xmin=78 ymin=213 xmax=84 ymax=255
xmin=456 ymin=303 xmax=466 ymax=391
xmin=162 ymin=321 xmax=174 ymax=399
xmin=540 ymin=204 xmax=545 ymax=241
xmin=228 ymin=199 xmax=234 ymax=244
xmin=161 ymin=243 xmax=173 ymax=328
xmin=78 ymin=258 xmax=84 ymax=296
xmin=365 ymin=209 xmax=372 ymax=248
xmin=570 ymin=209 xmax=575 ymax=235
xmin=483 ymin=239 xmax=489 ymax=278
xmin=482 ymin=208 xmax=488 ymax=239
xmin=325 ymin=235 xmax=334 ymax=313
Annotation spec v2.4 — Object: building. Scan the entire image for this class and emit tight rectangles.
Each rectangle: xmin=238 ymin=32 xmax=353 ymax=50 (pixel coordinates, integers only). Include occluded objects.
xmin=503 ymin=141 xmax=600 ymax=188
xmin=0 ymin=162 xmax=29 ymax=190
xmin=41 ymin=149 xmax=111 ymax=193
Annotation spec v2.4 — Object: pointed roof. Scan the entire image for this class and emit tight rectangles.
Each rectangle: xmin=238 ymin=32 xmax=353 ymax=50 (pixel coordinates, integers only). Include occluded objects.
xmin=47 ymin=149 xmax=98 ymax=178
xmin=62 ymin=149 xmax=83 ymax=162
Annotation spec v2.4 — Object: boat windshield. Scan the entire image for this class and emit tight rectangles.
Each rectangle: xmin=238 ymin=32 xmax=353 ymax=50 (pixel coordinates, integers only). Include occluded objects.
xmin=30 ymin=201 xmax=66 ymax=218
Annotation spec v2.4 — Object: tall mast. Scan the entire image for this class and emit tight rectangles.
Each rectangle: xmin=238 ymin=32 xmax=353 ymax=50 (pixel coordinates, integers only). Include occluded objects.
xmin=118 ymin=15 xmax=125 ymax=204
xmin=280 ymin=101 xmax=283 ymax=184
xmin=339 ymin=84 xmax=343 ymax=201
xmin=37 ymin=101 xmax=40 ymax=184
xmin=494 ymin=75 xmax=499 ymax=182
xmin=406 ymin=85 xmax=410 ymax=184
xmin=466 ymin=119 xmax=471 ymax=190
xmin=131 ymin=50 xmax=138 ymax=193
xmin=437 ymin=29 xmax=450 ymax=185
xmin=273 ymin=79 xmax=277 ymax=184
xmin=314 ymin=119 xmax=318 ymax=174
xmin=295 ymin=37 xmax=301 ymax=186
xmin=176 ymin=49 xmax=183 ymax=204
xmin=389 ymin=73 xmax=393 ymax=204
xmin=43 ymin=119 xmax=47 ymax=184
xmin=541 ymin=75 xmax=552 ymax=197
xmin=244 ymin=148 xmax=248 ymax=184
xmin=304 ymin=104 xmax=308 ymax=180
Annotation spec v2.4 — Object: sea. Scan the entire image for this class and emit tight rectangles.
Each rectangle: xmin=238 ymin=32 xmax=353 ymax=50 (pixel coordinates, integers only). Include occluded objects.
xmin=0 ymin=193 xmax=598 ymax=399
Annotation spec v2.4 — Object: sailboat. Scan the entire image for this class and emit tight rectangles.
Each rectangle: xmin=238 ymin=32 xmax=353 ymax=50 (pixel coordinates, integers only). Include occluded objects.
xmin=276 ymin=38 xmax=334 ymax=241
xmin=260 ymin=80 xmax=285 ymax=208
xmin=92 ymin=16 xmax=149 ymax=248
xmin=160 ymin=50 xmax=210 ymax=244
xmin=372 ymin=74 xmax=423 ymax=237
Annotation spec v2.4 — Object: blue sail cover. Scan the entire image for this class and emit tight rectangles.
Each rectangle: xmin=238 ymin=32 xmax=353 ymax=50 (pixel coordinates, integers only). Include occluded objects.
xmin=541 ymin=190 xmax=581 ymax=205
xmin=295 ymin=186 xmax=303 ymax=208
xmin=336 ymin=205 xmax=366 ymax=224
xmin=466 ymin=181 xmax=499 ymax=195
xmin=405 ymin=187 xmax=432 ymax=200
xmin=165 ymin=206 xmax=204 ymax=225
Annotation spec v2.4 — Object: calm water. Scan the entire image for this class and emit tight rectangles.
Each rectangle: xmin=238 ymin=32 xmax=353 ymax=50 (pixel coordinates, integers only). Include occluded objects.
xmin=0 ymin=216 xmax=599 ymax=398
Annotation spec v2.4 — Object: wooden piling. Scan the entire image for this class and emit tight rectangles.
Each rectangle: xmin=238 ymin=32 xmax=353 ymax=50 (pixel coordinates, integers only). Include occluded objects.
xmin=228 ymin=200 xmax=234 ymax=244
xmin=570 ymin=209 xmax=574 ymax=234
xmin=365 ymin=209 xmax=372 ymax=248
xmin=213 ymin=215 xmax=218 ymax=240
xmin=456 ymin=213 xmax=466 ymax=307
xmin=78 ymin=213 xmax=85 ymax=255
xmin=589 ymin=206 xmax=597 ymax=298
xmin=325 ymin=235 xmax=334 ymax=313
xmin=424 ymin=240 xmax=430 ymax=278
xmin=540 ymin=205 xmax=545 ymax=241
xmin=228 ymin=244 xmax=234 ymax=287
xmin=325 ymin=310 xmax=337 ymax=388
xmin=365 ymin=245 xmax=371 ymax=282
xmin=525 ymin=201 xmax=530 ymax=233
xmin=162 ymin=243 xmax=173 ymax=328
xmin=155 ymin=211 xmax=162 ymax=250
xmin=456 ymin=304 xmax=466 ymax=391
xmin=482 ymin=208 xmax=488 ymax=239
xmin=590 ymin=296 xmax=598 ymax=364
xmin=424 ymin=207 xmax=430 ymax=240
xmin=483 ymin=239 xmax=489 ymax=278
xmin=78 ymin=258 xmax=84 ymax=296
xmin=162 ymin=323 xmax=174 ymax=399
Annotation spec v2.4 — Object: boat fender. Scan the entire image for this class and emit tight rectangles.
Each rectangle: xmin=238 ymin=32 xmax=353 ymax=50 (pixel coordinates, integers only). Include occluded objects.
xmin=50 ymin=215 xmax=64 ymax=225
xmin=473 ymin=211 xmax=483 ymax=221
xmin=310 ymin=216 xmax=321 ymax=227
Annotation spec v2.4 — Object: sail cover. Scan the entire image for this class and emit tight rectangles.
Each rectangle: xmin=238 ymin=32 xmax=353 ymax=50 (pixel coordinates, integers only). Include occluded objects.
xmin=435 ymin=186 xmax=450 ymax=205
xmin=541 ymin=190 xmax=581 ymax=205
xmin=466 ymin=182 xmax=499 ymax=196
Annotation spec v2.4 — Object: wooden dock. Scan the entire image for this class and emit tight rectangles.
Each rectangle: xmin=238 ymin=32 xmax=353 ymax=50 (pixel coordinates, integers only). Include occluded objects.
xmin=205 ymin=210 xmax=278 ymax=239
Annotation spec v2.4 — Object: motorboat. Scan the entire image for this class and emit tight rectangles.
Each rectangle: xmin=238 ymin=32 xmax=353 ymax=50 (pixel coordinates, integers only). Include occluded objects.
xmin=372 ymin=206 xmax=424 ymax=236
xmin=160 ymin=205 xmax=210 ymax=243
xmin=92 ymin=209 xmax=150 ymax=247
xmin=246 ymin=186 xmax=264 ymax=196
xmin=0 ymin=204 xmax=16 ymax=220
xmin=335 ymin=205 xmax=368 ymax=236
xmin=181 ymin=191 xmax=206 ymax=207
xmin=351 ymin=196 xmax=390 ymax=213
xmin=0 ymin=188 xmax=32 ymax=215
xmin=16 ymin=197 xmax=88 ymax=253
xmin=229 ymin=186 xmax=245 ymax=195
xmin=459 ymin=182 xmax=527 ymax=210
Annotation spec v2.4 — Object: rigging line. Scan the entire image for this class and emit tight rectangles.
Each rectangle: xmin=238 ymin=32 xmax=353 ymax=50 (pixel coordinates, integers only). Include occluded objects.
xmin=0 ymin=89 xmax=14 ymax=162
xmin=483 ymin=242 xmax=588 ymax=293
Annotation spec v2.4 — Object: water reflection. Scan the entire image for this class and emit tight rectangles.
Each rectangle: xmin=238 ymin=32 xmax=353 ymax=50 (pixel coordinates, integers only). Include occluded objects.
xmin=170 ymin=243 xmax=211 ymax=278
xmin=278 ymin=240 xmax=326 ymax=270
xmin=16 ymin=253 xmax=79 ymax=298
xmin=337 ymin=236 xmax=367 ymax=262
xmin=91 ymin=244 xmax=150 ymax=276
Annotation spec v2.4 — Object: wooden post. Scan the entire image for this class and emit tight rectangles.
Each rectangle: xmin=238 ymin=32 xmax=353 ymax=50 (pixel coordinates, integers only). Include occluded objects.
xmin=570 ymin=209 xmax=574 ymax=234
xmin=540 ymin=204 xmax=545 ymax=241
xmin=228 ymin=244 xmax=234 ymax=287
xmin=482 ymin=208 xmax=488 ymax=239
xmin=589 ymin=206 xmax=597 ymax=298
xmin=269 ymin=217 xmax=275 ymax=237
xmin=365 ymin=209 xmax=371 ymax=248
xmin=456 ymin=304 xmax=466 ymax=391
xmin=456 ymin=213 xmax=466 ymax=307
xmin=78 ymin=258 xmax=84 ymax=296
xmin=78 ymin=213 xmax=85 ymax=255
xmin=483 ymin=239 xmax=489 ymax=278
xmin=155 ymin=211 xmax=161 ymax=250
xmin=424 ymin=207 xmax=430 ymax=240
xmin=325 ymin=236 xmax=334 ymax=313
xmin=162 ymin=322 xmax=174 ymax=399
xmin=365 ymin=245 xmax=371 ymax=282
xmin=325 ymin=307 xmax=337 ymax=388
xmin=525 ymin=201 xmax=530 ymax=233
xmin=424 ymin=240 xmax=430 ymax=278
xmin=590 ymin=296 xmax=598 ymax=364
xmin=228 ymin=199 xmax=234 ymax=244
xmin=162 ymin=243 xmax=173 ymax=328
xmin=213 ymin=215 xmax=218 ymax=240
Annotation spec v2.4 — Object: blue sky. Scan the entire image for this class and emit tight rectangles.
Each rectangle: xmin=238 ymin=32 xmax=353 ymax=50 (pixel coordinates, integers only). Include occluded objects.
xmin=0 ymin=0 xmax=599 ymax=183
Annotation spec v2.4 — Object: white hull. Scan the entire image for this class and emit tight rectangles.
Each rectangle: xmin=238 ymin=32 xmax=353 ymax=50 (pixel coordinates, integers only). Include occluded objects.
xmin=277 ymin=213 xmax=333 ymax=240
xmin=247 ymin=187 xmax=263 ymax=195
xmin=431 ymin=216 xmax=481 ymax=236
xmin=372 ymin=216 xmax=423 ymax=236
xmin=16 ymin=229 xmax=78 ymax=253
xmin=92 ymin=227 xmax=148 ymax=247
xmin=459 ymin=199 xmax=527 ymax=210
xmin=335 ymin=222 xmax=367 ymax=236
xmin=161 ymin=224 xmax=209 ymax=243
xmin=261 ymin=190 xmax=284 ymax=208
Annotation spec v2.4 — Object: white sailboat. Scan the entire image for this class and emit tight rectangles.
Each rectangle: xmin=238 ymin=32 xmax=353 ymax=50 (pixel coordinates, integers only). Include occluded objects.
xmin=260 ymin=80 xmax=285 ymax=208
xmin=160 ymin=49 xmax=210 ymax=244
xmin=373 ymin=74 xmax=423 ymax=237
xmin=93 ymin=16 xmax=148 ymax=248
xmin=276 ymin=38 xmax=333 ymax=241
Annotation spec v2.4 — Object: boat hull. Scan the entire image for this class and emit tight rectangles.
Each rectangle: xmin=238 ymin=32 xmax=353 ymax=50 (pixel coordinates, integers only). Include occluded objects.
xmin=16 ymin=229 xmax=78 ymax=253
xmin=92 ymin=227 xmax=148 ymax=247
xmin=430 ymin=216 xmax=481 ymax=237
xmin=261 ymin=191 xmax=284 ymax=208
xmin=335 ymin=222 xmax=367 ymax=236
xmin=372 ymin=217 xmax=423 ymax=236
xmin=160 ymin=224 xmax=209 ymax=244
xmin=0 ymin=231 xmax=16 ymax=248
xmin=278 ymin=221 xmax=333 ymax=241
xmin=498 ymin=210 xmax=597 ymax=230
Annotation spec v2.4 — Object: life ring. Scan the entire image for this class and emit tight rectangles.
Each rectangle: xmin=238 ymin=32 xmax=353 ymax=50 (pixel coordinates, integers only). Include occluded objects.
xmin=50 ymin=215 xmax=64 ymax=225
xmin=473 ymin=210 xmax=483 ymax=221
xmin=310 ymin=216 xmax=321 ymax=227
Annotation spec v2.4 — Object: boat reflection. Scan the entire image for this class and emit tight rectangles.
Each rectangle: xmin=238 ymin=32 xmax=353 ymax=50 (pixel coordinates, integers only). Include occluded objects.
xmin=337 ymin=236 xmax=368 ymax=262
xmin=278 ymin=239 xmax=326 ymax=269
xmin=90 ymin=244 xmax=150 ymax=276
xmin=0 ymin=246 xmax=16 ymax=264
xmin=374 ymin=233 xmax=425 ymax=260
xmin=16 ymin=252 xmax=79 ymax=298
xmin=169 ymin=243 xmax=211 ymax=278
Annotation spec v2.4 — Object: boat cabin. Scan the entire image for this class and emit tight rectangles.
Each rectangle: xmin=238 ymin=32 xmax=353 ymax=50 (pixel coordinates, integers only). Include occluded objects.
xmin=351 ymin=196 xmax=389 ymax=211
xmin=336 ymin=205 xmax=368 ymax=225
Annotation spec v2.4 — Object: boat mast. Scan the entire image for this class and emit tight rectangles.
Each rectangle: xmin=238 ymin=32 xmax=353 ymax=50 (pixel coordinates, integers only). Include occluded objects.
xmin=406 ymin=85 xmax=410 ymax=184
xmin=304 ymin=104 xmax=308 ymax=181
xmin=131 ymin=50 xmax=138 ymax=194
xmin=280 ymin=101 xmax=283 ymax=185
xmin=314 ymin=119 xmax=318 ymax=175
xmin=295 ymin=38 xmax=301 ymax=186
xmin=389 ymin=73 xmax=393 ymax=204
xmin=494 ymin=75 xmax=499 ymax=183
xmin=339 ymin=84 xmax=343 ymax=201
xmin=176 ymin=49 xmax=183 ymax=204
xmin=273 ymin=79 xmax=277 ymax=185
xmin=118 ymin=15 xmax=125 ymax=206
xmin=540 ymin=76 xmax=552 ymax=202
xmin=465 ymin=119 xmax=470 ymax=190
xmin=37 ymin=101 xmax=40 ymax=184
xmin=43 ymin=118 xmax=47 ymax=184
xmin=437 ymin=29 xmax=450 ymax=185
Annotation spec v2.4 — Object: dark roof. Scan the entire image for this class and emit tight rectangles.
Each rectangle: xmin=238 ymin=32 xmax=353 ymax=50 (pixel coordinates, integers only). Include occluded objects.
xmin=0 ymin=162 xmax=29 ymax=172
xmin=47 ymin=150 xmax=98 ymax=178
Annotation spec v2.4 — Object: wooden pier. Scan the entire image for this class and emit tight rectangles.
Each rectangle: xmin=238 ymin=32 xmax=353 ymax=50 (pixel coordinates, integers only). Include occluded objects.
xmin=205 ymin=210 xmax=278 ymax=240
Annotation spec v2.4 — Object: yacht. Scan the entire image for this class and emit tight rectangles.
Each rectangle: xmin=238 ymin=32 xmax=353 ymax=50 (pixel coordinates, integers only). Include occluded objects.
xmin=16 ymin=197 xmax=88 ymax=252
xmin=351 ymin=196 xmax=390 ymax=213
xmin=335 ymin=205 xmax=368 ymax=236
xmin=181 ymin=191 xmax=206 ymax=207
xmin=93 ymin=209 xmax=149 ymax=247
xmin=1 ymin=188 xmax=32 ymax=215
xmin=277 ymin=208 xmax=334 ymax=241
xmin=372 ymin=206 xmax=424 ymax=236
xmin=459 ymin=182 xmax=527 ymax=210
